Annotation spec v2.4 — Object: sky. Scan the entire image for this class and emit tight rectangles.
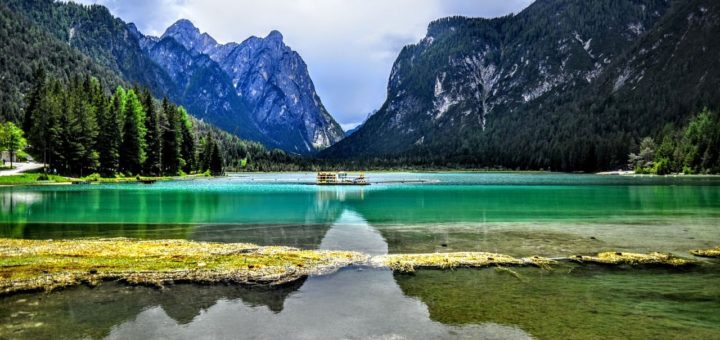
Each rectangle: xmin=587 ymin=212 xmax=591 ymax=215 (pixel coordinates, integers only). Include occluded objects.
xmin=72 ymin=0 xmax=533 ymax=130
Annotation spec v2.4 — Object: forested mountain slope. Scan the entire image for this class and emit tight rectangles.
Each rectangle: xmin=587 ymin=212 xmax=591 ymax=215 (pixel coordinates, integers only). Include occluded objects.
xmin=0 ymin=0 xmax=306 ymax=174
xmin=1 ymin=0 xmax=343 ymax=154
xmin=323 ymin=0 xmax=720 ymax=172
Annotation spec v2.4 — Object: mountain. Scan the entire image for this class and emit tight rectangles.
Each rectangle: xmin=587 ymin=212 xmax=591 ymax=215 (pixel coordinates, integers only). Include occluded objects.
xmin=0 ymin=0 xmax=266 ymax=144
xmin=145 ymin=19 xmax=345 ymax=154
xmin=344 ymin=126 xmax=361 ymax=136
xmin=323 ymin=0 xmax=720 ymax=171
xmin=1 ymin=1 xmax=342 ymax=155
xmin=0 ymin=1 xmax=126 ymax=122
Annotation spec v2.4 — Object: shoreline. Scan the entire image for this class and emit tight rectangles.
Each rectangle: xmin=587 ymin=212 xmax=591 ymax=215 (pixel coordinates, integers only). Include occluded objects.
xmin=2 ymin=170 xmax=720 ymax=188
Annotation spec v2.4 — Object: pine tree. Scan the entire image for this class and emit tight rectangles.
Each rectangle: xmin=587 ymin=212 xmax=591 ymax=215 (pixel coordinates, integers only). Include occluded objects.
xmin=199 ymin=135 xmax=213 ymax=172
xmin=55 ymin=94 xmax=85 ymax=175
xmin=43 ymin=81 xmax=63 ymax=173
xmin=23 ymin=67 xmax=46 ymax=136
xmin=97 ymin=87 xmax=125 ymax=176
xmin=178 ymin=107 xmax=196 ymax=173
xmin=75 ymin=76 xmax=100 ymax=176
xmin=142 ymin=89 xmax=161 ymax=176
xmin=25 ymin=71 xmax=52 ymax=169
xmin=160 ymin=98 xmax=181 ymax=175
xmin=209 ymin=140 xmax=224 ymax=176
xmin=119 ymin=90 xmax=146 ymax=175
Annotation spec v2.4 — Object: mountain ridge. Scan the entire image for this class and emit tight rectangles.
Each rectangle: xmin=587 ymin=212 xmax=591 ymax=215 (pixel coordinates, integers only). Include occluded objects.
xmin=0 ymin=0 xmax=343 ymax=155
xmin=149 ymin=19 xmax=345 ymax=154
xmin=322 ymin=0 xmax=720 ymax=171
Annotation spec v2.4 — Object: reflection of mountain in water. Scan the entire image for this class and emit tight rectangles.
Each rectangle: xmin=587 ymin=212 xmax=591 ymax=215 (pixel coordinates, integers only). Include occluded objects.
xmin=0 ymin=209 xmax=532 ymax=339
xmin=0 ymin=279 xmax=305 ymax=339
xmin=104 ymin=211 xmax=529 ymax=339
xmin=158 ymin=279 xmax=306 ymax=323
xmin=319 ymin=210 xmax=387 ymax=255
xmin=107 ymin=269 xmax=531 ymax=339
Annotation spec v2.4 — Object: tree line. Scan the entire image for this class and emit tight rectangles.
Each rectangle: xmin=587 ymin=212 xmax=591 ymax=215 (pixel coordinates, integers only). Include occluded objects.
xmin=629 ymin=109 xmax=720 ymax=175
xmin=22 ymin=70 xmax=224 ymax=177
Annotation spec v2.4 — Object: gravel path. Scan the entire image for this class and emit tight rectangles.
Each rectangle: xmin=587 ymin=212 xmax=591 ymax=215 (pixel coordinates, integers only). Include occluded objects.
xmin=0 ymin=162 xmax=45 ymax=176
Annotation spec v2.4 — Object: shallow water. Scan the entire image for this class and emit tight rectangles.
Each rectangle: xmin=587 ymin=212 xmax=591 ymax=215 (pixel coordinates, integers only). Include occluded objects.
xmin=1 ymin=173 xmax=719 ymax=339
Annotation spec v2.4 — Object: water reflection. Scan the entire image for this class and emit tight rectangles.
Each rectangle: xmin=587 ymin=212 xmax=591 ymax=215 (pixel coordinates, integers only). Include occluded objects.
xmin=104 ymin=210 xmax=530 ymax=339
xmin=106 ymin=269 xmax=530 ymax=340
xmin=189 ymin=223 xmax=333 ymax=249
xmin=393 ymin=266 xmax=720 ymax=339
xmin=0 ymin=190 xmax=42 ymax=219
xmin=1 ymin=175 xmax=719 ymax=226
xmin=0 ymin=208 xmax=532 ymax=339
xmin=0 ymin=280 xmax=306 ymax=339
xmin=319 ymin=210 xmax=387 ymax=255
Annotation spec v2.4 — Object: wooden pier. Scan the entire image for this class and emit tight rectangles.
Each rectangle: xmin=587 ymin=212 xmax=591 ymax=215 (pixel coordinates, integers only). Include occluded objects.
xmin=316 ymin=172 xmax=369 ymax=186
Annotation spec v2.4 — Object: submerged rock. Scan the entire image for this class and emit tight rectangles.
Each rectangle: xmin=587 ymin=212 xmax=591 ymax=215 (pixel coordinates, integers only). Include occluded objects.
xmin=690 ymin=246 xmax=720 ymax=258
xmin=571 ymin=251 xmax=695 ymax=267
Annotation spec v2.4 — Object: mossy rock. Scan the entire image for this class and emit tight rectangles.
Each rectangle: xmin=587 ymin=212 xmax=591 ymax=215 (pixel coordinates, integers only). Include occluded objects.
xmin=572 ymin=251 xmax=695 ymax=267
xmin=690 ymin=247 xmax=720 ymax=258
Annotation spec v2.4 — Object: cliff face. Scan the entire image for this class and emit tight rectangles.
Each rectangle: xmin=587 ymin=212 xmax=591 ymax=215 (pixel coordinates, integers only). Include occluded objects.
xmin=324 ymin=0 xmax=677 ymax=161
xmin=154 ymin=20 xmax=345 ymax=154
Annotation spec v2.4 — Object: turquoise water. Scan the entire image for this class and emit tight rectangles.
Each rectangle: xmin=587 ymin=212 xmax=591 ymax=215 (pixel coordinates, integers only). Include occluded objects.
xmin=1 ymin=173 xmax=719 ymax=339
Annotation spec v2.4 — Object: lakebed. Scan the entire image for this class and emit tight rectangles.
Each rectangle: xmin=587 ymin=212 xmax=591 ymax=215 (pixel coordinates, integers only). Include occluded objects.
xmin=1 ymin=172 xmax=719 ymax=339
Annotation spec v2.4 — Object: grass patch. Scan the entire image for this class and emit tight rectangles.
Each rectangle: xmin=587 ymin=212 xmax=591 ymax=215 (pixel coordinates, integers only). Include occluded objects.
xmin=371 ymin=252 xmax=555 ymax=273
xmin=76 ymin=173 xmax=210 ymax=184
xmin=0 ymin=238 xmax=366 ymax=295
xmin=79 ymin=175 xmax=174 ymax=183
xmin=690 ymin=246 xmax=720 ymax=258
xmin=0 ymin=239 xmax=708 ymax=296
xmin=0 ymin=173 xmax=70 ymax=185
xmin=571 ymin=251 xmax=695 ymax=267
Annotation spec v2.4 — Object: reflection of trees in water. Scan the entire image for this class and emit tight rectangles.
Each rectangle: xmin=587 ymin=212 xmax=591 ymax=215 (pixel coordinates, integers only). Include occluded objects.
xmin=101 ymin=270 xmax=530 ymax=339
xmin=189 ymin=223 xmax=335 ymax=248
xmin=0 ymin=207 xmax=533 ymax=339
xmin=186 ymin=189 xmax=353 ymax=247
xmin=0 ymin=190 xmax=42 ymax=219
xmin=626 ymin=185 xmax=720 ymax=213
xmin=392 ymin=267 xmax=720 ymax=339
xmin=0 ymin=190 xmax=43 ymax=237
xmin=0 ymin=279 xmax=306 ymax=339
xmin=8 ymin=223 xmax=195 ymax=240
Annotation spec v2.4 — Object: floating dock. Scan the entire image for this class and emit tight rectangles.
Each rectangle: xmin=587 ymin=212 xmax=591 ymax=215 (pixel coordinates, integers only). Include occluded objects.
xmin=317 ymin=172 xmax=369 ymax=185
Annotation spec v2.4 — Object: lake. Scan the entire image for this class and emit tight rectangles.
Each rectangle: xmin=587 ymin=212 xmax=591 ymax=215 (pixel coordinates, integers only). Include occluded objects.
xmin=1 ymin=173 xmax=719 ymax=339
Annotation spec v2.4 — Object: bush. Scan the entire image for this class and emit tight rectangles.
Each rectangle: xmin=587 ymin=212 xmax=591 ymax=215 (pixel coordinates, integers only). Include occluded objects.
xmin=83 ymin=173 xmax=101 ymax=182
xmin=37 ymin=173 xmax=50 ymax=181
xmin=652 ymin=158 xmax=672 ymax=175
xmin=634 ymin=167 xmax=650 ymax=174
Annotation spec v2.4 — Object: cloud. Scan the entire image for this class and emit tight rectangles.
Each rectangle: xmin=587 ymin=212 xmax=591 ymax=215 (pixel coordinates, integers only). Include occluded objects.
xmin=70 ymin=0 xmax=533 ymax=125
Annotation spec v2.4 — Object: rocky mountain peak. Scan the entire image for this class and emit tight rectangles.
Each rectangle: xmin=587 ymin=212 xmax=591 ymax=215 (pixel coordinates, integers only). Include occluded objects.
xmin=266 ymin=30 xmax=284 ymax=43
xmin=210 ymin=29 xmax=344 ymax=153
xmin=143 ymin=20 xmax=344 ymax=154
xmin=163 ymin=19 xmax=199 ymax=37
xmin=162 ymin=19 xmax=218 ymax=54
